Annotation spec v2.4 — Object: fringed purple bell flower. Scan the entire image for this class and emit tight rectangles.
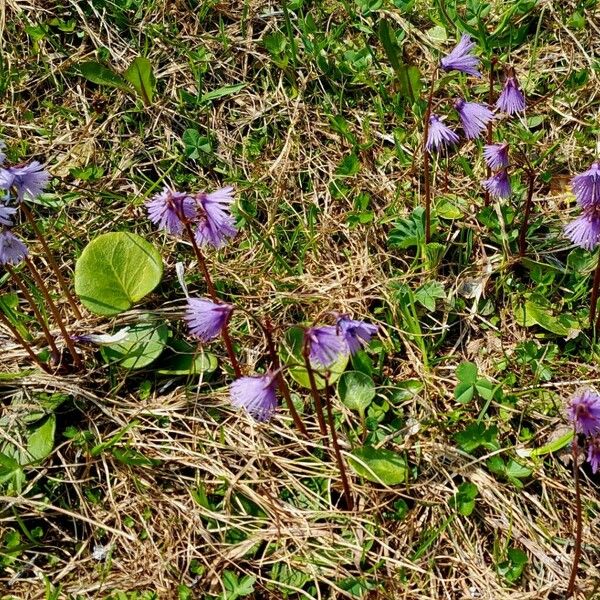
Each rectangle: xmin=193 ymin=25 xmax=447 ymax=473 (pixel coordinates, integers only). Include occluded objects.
xmin=426 ymin=115 xmax=459 ymax=152
xmin=0 ymin=204 xmax=17 ymax=226
xmin=194 ymin=186 xmax=237 ymax=249
xmin=496 ymin=76 xmax=526 ymax=115
xmin=336 ymin=315 xmax=378 ymax=355
xmin=440 ymin=34 xmax=481 ymax=78
xmin=567 ymin=389 xmax=600 ymax=437
xmin=483 ymin=169 xmax=511 ymax=198
xmin=0 ymin=230 xmax=28 ymax=265
xmin=571 ymin=162 xmax=600 ymax=209
xmin=454 ymin=99 xmax=494 ymax=140
xmin=305 ymin=325 xmax=348 ymax=368
xmin=185 ymin=297 xmax=233 ymax=342
xmin=587 ymin=436 xmax=600 ymax=473
xmin=146 ymin=187 xmax=196 ymax=236
xmin=483 ymin=143 xmax=510 ymax=170
xmin=229 ymin=372 xmax=278 ymax=421
xmin=564 ymin=209 xmax=600 ymax=250
xmin=0 ymin=161 xmax=50 ymax=201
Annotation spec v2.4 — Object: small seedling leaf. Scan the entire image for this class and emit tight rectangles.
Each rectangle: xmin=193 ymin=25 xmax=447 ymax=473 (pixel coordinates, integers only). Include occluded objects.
xmin=123 ymin=56 xmax=156 ymax=105
xmin=348 ymin=446 xmax=408 ymax=485
xmin=337 ymin=371 xmax=376 ymax=412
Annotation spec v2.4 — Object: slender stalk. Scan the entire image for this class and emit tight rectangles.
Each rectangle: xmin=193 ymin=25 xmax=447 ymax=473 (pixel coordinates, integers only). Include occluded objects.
xmin=0 ymin=310 xmax=51 ymax=373
xmin=590 ymin=253 xmax=600 ymax=329
xmin=422 ymin=69 xmax=438 ymax=244
xmin=182 ymin=221 xmax=241 ymax=377
xmin=566 ymin=433 xmax=582 ymax=598
xmin=484 ymin=58 xmax=496 ymax=207
xmin=5 ymin=265 xmax=60 ymax=363
xmin=323 ymin=377 xmax=354 ymax=511
xmin=264 ymin=319 xmax=308 ymax=437
xmin=518 ymin=171 xmax=536 ymax=258
xmin=24 ymin=257 xmax=82 ymax=370
xmin=21 ymin=205 xmax=82 ymax=319
xmin=302 ymin=334 xmax=328 ymax=439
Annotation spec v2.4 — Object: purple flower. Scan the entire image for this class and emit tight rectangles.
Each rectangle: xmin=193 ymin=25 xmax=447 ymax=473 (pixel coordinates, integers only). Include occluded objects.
xmin=483 ymin=169 xmax=511 ymax=198
xmin=440 ymin=34 xmax=481 ymax=77
xmin=337 ymin=315 xmax=378 ymax=355
xmin=0 ymin=161 xmax=50 ymax=201
xmin=0 ymin=230 xmax=28 ymax=265
xmin=454 ymin=99 xmax=494 ymax=140
xmin=496 ymin=76 xmax=526 ymax=114
xmin=587 ymin=436 xmax=600 ymax=473
xmin=564 ymin=210 xmax=600 ymax=250
xmin=229 ymin=373 xmax=278 ymax=421
xmin=306 ymin=325 xmax=348 ymax=368
xmin=195 ymin=187 xmax=237 ymax=249
xmin=571 ymin=162 xmax=600 ymax=209
xmin=483 ymin=142 xmax=510 ymax=170
xmin=567 ymin=389 xmax=600 ymax=436
xmin=146 ymin=187 xmax=196 ymax=236
xmin=185 ymin=297 xmax=233 ymax=342
xmin=0 ymin=204 xmax=17 ymax=226
xmin=426 ymin=115 xmax=459 ymax=152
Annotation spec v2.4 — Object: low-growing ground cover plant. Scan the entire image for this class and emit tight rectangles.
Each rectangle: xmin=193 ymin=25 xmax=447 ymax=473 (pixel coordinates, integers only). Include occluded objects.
xmin=1 ymin=2 xmax=600 ymax=599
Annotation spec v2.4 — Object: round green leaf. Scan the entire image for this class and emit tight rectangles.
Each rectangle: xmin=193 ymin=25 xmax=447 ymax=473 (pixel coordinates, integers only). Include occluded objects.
xmin=337 ymin=371 xmax=375 ymax=412
xmin=157 ymin=340 xmax=218 ymax=376
xmin=280 ymin=326 xmax=348 ymax=390
xmin=101 ymin=322 xmax=169 ymax=369
xmin=75 ymin=232 xmax=163 ymax=316
xmin=348 ymin=446 xmax=408 ymax=485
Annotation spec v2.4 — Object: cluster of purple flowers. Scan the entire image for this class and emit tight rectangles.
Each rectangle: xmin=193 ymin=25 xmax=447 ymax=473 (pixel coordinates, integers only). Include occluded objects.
xmin=428 ymin=35 xmax=525 ymax=199
xmin=567 ymin=389 xmax=600 ymax=473
xmin=0 ymin=146 xmax=50 ymax=266
xmin=146 ymin=185 xmax=237 ymax=248
xmin=564 ymin=162 xmax=600 ymax=250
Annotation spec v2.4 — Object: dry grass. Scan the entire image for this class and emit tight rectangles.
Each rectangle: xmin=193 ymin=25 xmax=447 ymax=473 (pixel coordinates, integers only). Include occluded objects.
xmin=1 ymin=0 xmax=600 ymax=598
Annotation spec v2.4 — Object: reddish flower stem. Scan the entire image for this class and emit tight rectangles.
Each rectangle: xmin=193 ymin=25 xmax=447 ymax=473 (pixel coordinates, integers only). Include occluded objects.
xmin=183 ymin=221 xmax=241 ymax=378
xmin=24 ymin=257 xmax=83 ymax=370
xmin=566 ymin=433 xmax=582 ymax=598
xmin=591 ymin=254 xmax=600 ymax=331
xmin=302 ymin=334 xmax=328 ymax=440
xmin=422 ymin=69 xmax=438 ymax=244
xmin=518 ymin=171 xmax=536 ymax=258
xmin=264 ymin=319 xmax=308 ymax=437
xmin=21 ymin=205 xmax=83 ymax=319
xmin=0 ymin=310 xmax=51 ymax=373
xmin=484 ymin=58 xmax=496 ymax=207
xmin=324 ymin=377 xmax=354 ymax=511
xmin=6 ymin=265 xmax=60 ymax=363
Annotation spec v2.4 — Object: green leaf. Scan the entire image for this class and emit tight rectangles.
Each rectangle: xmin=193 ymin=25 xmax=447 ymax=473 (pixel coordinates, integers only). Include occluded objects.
xmin=530 ymin=430 xmax=573 ymax=458
xmin=475 ymin=378 xmax=495 ymax=401
xmin=157 ymin=340 xmax=218 ymax=376
xmin=182 ymin=129 xmax=212 ymax=159
xmin=337 ymin=371 xmax=376 ymax=413
xmin=388 ymin=206 xmax=426 ymax=249
xmin=26 ymin=415 xmax=55 ymax=463
xmin=112 ymin=447 xmax=157 ymax=467
xmin=102 ymin=322 xmax=169 ymax=369
xmin=455 ymin=423 xmax=499 ymax=453
xmin=392 ymin=379 xmax=423 ymax=402
xmin=498 ymin=547 xmax=528 ymax=584
xmin=348 ymin=446 xmax=408 ymax=485
xmin=123 ymin=56 xmax=156 ymax=105
xmin=456 ymin=361 xmax=478 ymax=385
xmin=75 ymin=232 xmax=163 ymax=316
xmin=449 ymin=481 xmax=478 ymax=516
xmin=280 ymin=327 xmax=348 ymax=390
xmin=414 ymin=281 xmax=445 ymax=311
xmin=505 ymin=459 xmax=532 ymax=480
xmin=454 ymin=382 xmax=475 ymax=404
xmin=75 ymin=61 xmax=131 ymax=91
xmin=200 ymin=83 xmax=246 ymax=103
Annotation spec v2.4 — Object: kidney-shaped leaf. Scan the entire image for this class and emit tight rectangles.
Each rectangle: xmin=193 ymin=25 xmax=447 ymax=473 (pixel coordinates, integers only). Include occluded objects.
xmin=101 ymin=321 xmax=169 ymax=369
xmin=75 ymin=232 xmax=163 ymax=315
xmin=338 ymin=371 xmax=375 ymax=412
xmin=348 ymin=446 xmax=408 ymax=485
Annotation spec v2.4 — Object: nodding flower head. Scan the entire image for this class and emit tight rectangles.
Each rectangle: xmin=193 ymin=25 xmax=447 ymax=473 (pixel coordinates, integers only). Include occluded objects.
xmin=229 ymin=372 xmax=278 ymax=421
xmin=440 ymin=34 xmax=481 ymax=78
xmin=184 ymin=297 xmax=233 ymax=342
xmin=564 ymin=208 xmax=600 ymax=251
xmin=483 ymin=142 xmax=510 ymax=170
xmin=194 ymin=186 xmax=237 ymax=249
xmin=454 ymin=99 xmax=494 ymax=140
xmin=0 ymin=161 xmax=50 ymax=201
xmin=496 ymin=76 xmax=526 ymax=115
xmin=336 ymin=315 xmax=378 ymax=355
xmin=483 ymin=169 xmax=512 ymax=199
xmin=305 ymin=325 xmax=348 ymax=369
xmin=146 ymin=186 xmax=196 ymax=236
xmin=426 ymin=115 xmax=459 ymax=152
xmin=0 ymin=230 xmax=28 ymax=266
xmin=567 ymin=389 xmax=600 ymax=437
xmin=0 ymin=204 xmax=17 ymax=227
xmin=571 ymin=162 xmax=600 ymax=209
